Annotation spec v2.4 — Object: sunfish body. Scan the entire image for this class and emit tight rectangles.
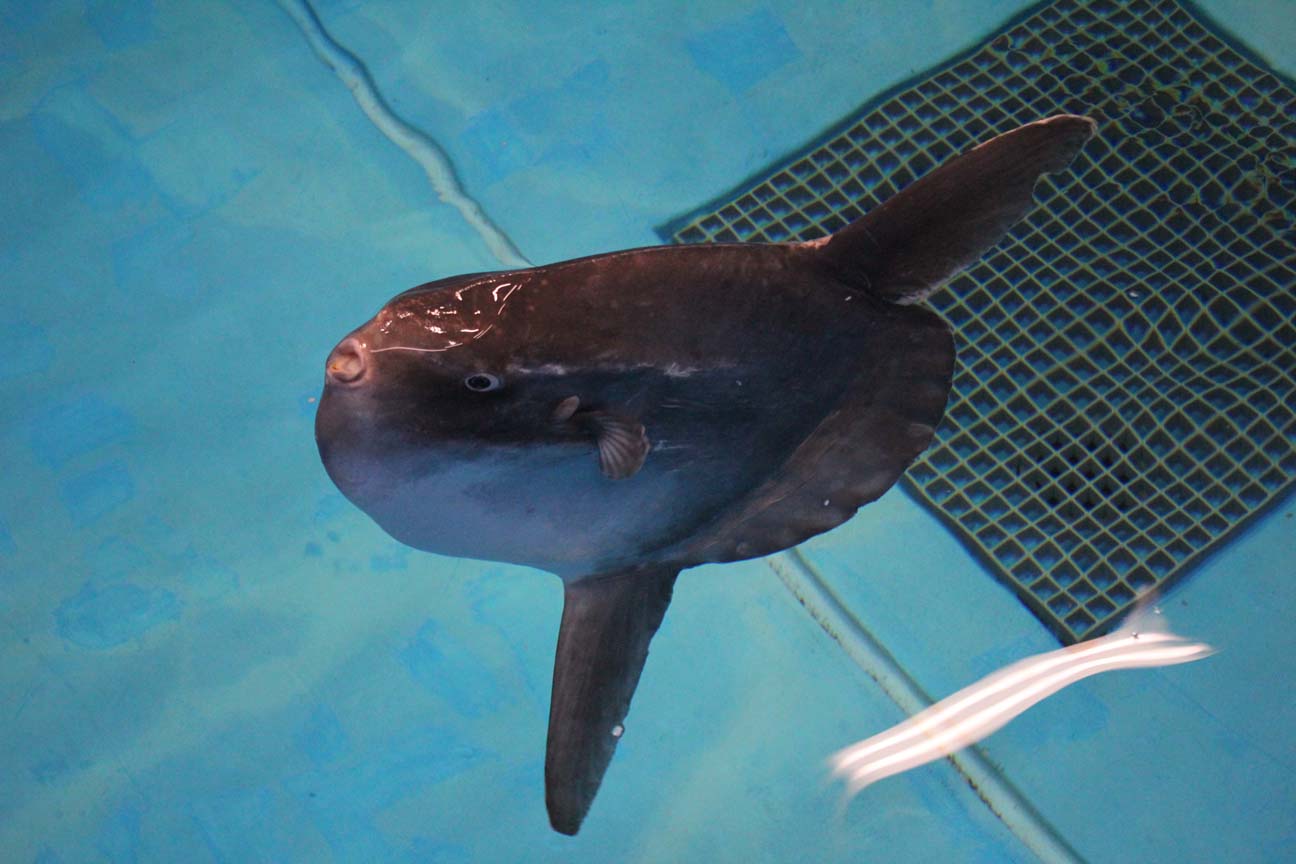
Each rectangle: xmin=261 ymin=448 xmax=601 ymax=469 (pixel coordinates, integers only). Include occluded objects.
xmin=315 ymin=115 xmax=1097 ymax=834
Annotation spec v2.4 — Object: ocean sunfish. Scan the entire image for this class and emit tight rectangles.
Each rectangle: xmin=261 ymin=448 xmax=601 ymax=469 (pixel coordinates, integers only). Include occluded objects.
xmin=315 ymin=115 xmax=1097 ymax=834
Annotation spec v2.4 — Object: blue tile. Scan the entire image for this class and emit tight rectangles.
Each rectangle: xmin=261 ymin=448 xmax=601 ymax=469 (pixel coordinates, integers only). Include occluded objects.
xmin=281 ymin=727 xmax=483 ymax=859
xmin=685 ymin=7 xmax=801 ymax=94
xmin=537 ymin=122 xmax=612 ymax=167
xmin=30 ymin=90 xmax=151 ymax=211
xmin=508 ymin=59 xmax=612 ymax=131
xmin=295 ymin=704 xmax=350 ymax=767
xmin=189 ymin=787 xmax=302 ymax=864
xmin=460 ymin=59 xmax=615 ymax=184
xmin=110 ymin=220 xmax=205 ymax=299
xmin=0 ymin=2 xmax=51 ymax=32
xmin=28 ymin=395 xmax=135 ymax=468
xmin=86 ymin=0 xmax=155 ymax=49
xmin=313 ymin=492 xmax=349 ymax=525
xmin=178 ymin=548 xmax=240 ymax=599
xmin=54 ymin=580 xmax=181 ymax=649
xmin=0 ymin=317 xmax=54 ymax=382
xmin=95 ymin=805 xmax=141 ymax=864
xmin=59 ymin=461 xmax=136 ymax=526
xmin=83 ymin=537 xmax=150 ymax=581
xmin=369 ymin=548 xmax=408 ymax=573
xmin=399 ymin=620 xmax=502 ymax=717
xmin=408 ymin=837 xmax=470 ymax=863
xmin=29 ymin=750 xmax=75 ymax=783
xmin=459 ymin=108 xmax=536 ymax=185
xmin=136 ymin=102 xmax=261 ymax=217
xmin=0 ymin=516 xmax=12 ymax=556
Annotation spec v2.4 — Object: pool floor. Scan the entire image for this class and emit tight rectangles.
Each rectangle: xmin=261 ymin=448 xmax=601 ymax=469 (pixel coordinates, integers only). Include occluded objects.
xmin=0 ymin=1 xmax=1292 ymax=861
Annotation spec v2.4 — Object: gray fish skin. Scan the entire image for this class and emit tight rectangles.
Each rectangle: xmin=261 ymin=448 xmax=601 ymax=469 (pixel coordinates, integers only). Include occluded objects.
xmin=314 ymin=115 xmax=1097 ymax=834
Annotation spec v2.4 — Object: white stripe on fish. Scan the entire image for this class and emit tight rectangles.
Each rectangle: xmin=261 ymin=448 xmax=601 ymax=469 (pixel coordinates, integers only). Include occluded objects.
xmin=829 ymin=601 xmax=1215 ymax=796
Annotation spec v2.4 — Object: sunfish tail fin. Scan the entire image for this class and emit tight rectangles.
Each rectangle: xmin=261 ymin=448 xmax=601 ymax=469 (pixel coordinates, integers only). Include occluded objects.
xmin=813 ymin=114 xmax=1097 ymax=304
xmin=545 ymin=566 xmax=679 ymax=835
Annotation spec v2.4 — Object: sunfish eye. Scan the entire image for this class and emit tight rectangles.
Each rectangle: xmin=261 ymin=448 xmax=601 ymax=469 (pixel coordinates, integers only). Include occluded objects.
xmin=464 ymin=373 xmax=503 ymax=392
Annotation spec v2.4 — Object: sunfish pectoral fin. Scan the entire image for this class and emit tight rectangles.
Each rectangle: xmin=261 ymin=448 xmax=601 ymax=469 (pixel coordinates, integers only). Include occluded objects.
xmin=577 ymin=410 xmax=650 ymax=479
xmin=552 ymin=395 xmax=581 ymax=423
xmin=545 ymin=566 xmax=678 ymax=835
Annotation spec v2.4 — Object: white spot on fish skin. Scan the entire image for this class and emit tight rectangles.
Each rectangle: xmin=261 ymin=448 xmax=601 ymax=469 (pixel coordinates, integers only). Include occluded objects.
xmin=611 ymin=724 xmax=624 ymax=738
xmin=823 ymin=499 xmax=830 ymax=507
xmin=508 ymin=363 xmax=570 ymax=376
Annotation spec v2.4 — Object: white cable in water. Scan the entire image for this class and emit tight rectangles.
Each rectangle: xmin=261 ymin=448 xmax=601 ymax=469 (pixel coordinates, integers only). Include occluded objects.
xmin=277 ymin=0 xmax=532 ymax=269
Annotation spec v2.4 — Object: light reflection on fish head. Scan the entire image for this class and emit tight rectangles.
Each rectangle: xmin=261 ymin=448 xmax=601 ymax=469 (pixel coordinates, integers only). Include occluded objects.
xmin=315 ymin=272 xmax=561 ymax=499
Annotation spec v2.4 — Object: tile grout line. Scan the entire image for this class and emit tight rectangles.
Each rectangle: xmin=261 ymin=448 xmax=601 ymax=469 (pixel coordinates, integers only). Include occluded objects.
xmin=768 ymin=548 xmax=1088 ymax=864
xmin=277 ymin=0 xmax=532 ymax=269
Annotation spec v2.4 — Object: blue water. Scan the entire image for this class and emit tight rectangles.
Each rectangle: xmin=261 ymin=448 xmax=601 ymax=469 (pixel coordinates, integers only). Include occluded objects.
xmin=1 ymin=1 xmax=1293 ymax=862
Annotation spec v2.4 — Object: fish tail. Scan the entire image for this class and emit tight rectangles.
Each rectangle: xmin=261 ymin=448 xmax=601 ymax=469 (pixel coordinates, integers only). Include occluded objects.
xmin=809 ymin=114 xmax=1096 ymax=305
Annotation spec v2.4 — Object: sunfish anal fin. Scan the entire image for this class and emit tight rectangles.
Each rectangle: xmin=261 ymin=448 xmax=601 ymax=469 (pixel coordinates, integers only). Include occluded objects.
xmin=546 ymin=566 xmax=678 ymax=835
xmin=577 ymin=410 xmax=650 ymax=479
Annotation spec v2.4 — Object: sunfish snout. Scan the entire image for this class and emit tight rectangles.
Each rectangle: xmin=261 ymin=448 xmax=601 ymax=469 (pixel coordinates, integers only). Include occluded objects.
xmin=326 ymin=337 xmax=367 ymax=385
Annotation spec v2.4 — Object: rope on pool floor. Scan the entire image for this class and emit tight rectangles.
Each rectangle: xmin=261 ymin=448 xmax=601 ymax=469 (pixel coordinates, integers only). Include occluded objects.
xmin=768 ymin=549 xmax=1087 ymax=864
xmin=277 ymin=0 xmax=532 ymax=270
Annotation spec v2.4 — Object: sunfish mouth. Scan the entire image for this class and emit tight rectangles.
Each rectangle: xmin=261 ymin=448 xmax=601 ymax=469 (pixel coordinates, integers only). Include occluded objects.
xmin=326 ymin=337 xmax=367 ymax=384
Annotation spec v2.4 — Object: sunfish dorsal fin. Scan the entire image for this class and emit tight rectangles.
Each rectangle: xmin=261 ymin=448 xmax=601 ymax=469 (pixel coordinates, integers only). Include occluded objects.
xmin=813 ymin=114 xmax=1096 ymax=304
xmin=546 ymin=566 xmax=678 ymax=834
